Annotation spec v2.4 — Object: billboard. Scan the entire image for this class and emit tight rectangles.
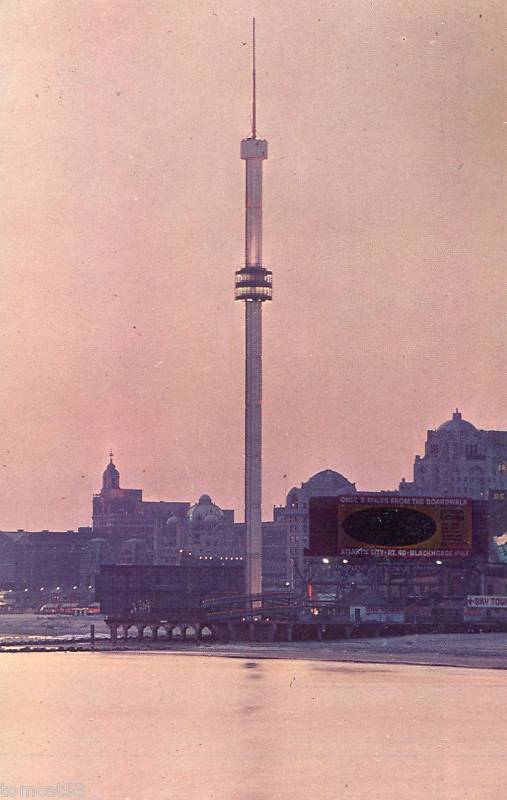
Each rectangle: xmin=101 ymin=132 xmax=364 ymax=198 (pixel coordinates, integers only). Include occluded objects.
xmin=308 ymin=495 xmax=473 ymax=558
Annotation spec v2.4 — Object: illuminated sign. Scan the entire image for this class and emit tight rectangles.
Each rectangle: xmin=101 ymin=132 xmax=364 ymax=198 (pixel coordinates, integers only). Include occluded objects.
xmin=308 ymin=495 xmax=473 ymax=558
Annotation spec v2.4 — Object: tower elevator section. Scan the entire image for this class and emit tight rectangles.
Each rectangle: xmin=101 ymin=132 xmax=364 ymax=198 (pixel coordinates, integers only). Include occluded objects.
xmin=235 ymin=138 xmax=272 ymax=300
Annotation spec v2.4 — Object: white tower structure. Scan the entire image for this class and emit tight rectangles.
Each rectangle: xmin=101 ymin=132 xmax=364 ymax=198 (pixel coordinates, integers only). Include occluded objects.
xmin=234 ymin=19 xmax=272 ymax=597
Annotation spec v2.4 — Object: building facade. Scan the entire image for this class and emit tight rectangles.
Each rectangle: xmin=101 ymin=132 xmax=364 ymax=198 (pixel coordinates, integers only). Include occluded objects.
xmin=13 ymin=528 xmax=93 ymax=596
xmin=273 ymin=469 xmax=357 ymax=584
xmin=92 ymin=454 xmax=189 ymax=560
xmin=152 ymin=494 xmax=292 ymax=592
xmin=153 ymin=494 xmax=240 ymax=566
xmin=399 ymin=410 xmax=507 ymax=499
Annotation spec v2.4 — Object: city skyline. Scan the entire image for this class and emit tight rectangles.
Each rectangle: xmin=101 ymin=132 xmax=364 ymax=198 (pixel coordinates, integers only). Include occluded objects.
xmin=2 ymin=406 xmax=505 ymax=532
xmin=2 ymin=1 xmax=505 ymax=530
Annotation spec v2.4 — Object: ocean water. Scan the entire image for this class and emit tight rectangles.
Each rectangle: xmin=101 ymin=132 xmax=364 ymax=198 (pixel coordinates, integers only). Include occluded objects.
xmin=0 ymin=613 xmax=109 ymax=644
xmin=0 ymin=652 xmax=505 ymax=800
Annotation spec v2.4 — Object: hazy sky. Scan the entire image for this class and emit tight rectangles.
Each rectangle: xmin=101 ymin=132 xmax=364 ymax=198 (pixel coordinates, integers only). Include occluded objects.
xmin=1 ymin=0 xmax=505 ymax=530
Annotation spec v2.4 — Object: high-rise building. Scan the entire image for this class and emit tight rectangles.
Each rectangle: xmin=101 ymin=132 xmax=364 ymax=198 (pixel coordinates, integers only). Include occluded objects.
xmin=399 ymin=410 xmax=507 ymax=499
xmin=92 ymin=453 xmax=188 ymax=559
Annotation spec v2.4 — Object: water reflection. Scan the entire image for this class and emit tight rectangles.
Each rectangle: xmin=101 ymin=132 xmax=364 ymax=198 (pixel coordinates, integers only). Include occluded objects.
xmin=244 ymin=660 xmax=263 ymax=679
xmin=0 ymin=653 xmax=504 ymax=800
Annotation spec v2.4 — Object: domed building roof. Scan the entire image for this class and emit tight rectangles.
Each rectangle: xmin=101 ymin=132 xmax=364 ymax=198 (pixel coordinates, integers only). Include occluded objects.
xmin=286 ymin=469 xmax=356 ymax=504
xmin=306 ymin=469 xmax=352 ymax=487
xmin=437 ymin=410 xmax=477 ymax=435
xmin=187 ymin=494 xmax=224 ymax=524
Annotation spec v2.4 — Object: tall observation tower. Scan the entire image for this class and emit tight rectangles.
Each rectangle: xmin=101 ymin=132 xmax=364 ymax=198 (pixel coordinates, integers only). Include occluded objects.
xmin=234 ymin=19 xmax=272 ymax=598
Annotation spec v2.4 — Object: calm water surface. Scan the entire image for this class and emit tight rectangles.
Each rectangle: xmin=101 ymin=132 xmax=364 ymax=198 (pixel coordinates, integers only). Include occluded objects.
xmin=1 ymin=652 xmax=505 ymax=800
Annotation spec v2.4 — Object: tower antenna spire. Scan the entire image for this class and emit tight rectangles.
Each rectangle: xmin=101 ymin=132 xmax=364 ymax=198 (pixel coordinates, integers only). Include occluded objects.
xmin=252 ymin=17 xmax=256 ymax=139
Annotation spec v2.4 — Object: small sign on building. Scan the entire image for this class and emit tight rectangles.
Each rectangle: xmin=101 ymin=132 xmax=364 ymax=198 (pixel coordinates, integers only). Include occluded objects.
xmin=466 ymin=595 xmax=507 ymax=608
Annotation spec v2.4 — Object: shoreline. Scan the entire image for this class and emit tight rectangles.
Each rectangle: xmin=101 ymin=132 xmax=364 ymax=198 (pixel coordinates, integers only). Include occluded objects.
xmin=1 ymin=633 xmax=507 ymax=670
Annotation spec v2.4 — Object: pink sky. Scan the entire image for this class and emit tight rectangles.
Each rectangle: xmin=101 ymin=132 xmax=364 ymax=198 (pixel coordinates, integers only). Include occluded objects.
xmin=1 ymin=1 xmax=505 ymax=530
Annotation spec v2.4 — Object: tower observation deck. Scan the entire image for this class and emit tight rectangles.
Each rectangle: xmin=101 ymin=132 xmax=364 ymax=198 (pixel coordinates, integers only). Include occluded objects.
xmin=234 ymin=19 xmax=272 ymax=598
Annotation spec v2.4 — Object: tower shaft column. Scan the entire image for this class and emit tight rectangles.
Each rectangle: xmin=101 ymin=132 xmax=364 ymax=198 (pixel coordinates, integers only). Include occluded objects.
xmin=245 ymin=300 xmax=262 ymax=597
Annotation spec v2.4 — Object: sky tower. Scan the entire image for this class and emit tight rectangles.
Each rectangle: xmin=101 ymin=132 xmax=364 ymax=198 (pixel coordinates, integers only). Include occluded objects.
xmin=234 ymin=19 xmax=272 ymax=598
